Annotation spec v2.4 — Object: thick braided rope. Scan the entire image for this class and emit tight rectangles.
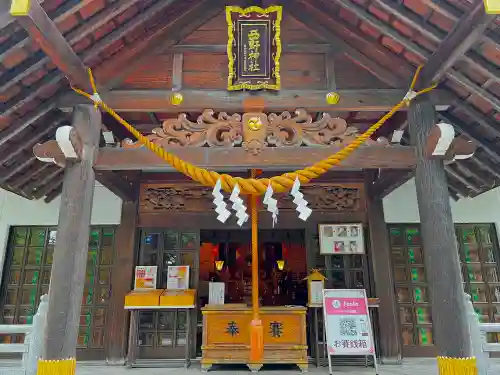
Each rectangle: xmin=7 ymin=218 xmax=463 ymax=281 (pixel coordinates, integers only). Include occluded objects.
xmin=72 ymin=67 xmax=435 ymax=195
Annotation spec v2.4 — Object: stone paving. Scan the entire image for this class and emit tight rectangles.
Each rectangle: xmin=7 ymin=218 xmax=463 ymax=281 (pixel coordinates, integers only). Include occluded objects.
xmin=1 ymin=358 xmax=499 ymax=375
xmin=72 ymin=359 xmax=500 ymax=375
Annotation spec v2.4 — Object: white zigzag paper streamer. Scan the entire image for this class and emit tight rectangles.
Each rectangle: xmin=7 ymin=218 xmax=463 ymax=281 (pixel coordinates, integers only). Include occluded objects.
xmin=263 ymin=184 xmax=278 ymax=227
xmin=291 ymin=177 xmax=312 ymax=221
xmin=229 ymin=184 xmax=249 ymax=226
xmin=212 ymin=179 xmax=231 ymax=223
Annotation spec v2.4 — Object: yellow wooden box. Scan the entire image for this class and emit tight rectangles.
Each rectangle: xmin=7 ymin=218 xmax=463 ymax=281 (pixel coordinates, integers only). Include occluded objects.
xmin=159 ymin=289 xmax=196 ymax=307
xmin=124 ymin=289 xmax=163 ymax=307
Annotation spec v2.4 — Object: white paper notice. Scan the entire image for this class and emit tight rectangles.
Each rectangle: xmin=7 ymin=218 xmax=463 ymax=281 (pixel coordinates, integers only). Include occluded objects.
xmin=209 ymin=282 xmax=225 ymax=305
xmin=310 ymin=281 xmax=324 ymax=307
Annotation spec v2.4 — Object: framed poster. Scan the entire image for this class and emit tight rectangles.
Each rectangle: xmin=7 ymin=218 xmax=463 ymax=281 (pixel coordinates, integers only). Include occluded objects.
xmin=323 ymin=289 xmax=378 ymax=374
xmin=134 ymin=266 xmax=157 ymax=290
xmin=319 ymin=223 xmax=365 ymax=255
xmin=166 ymin=265 xmax=190 ymax=290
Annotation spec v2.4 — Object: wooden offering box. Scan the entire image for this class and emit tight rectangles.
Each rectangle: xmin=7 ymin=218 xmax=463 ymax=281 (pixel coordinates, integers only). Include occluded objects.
xmin=201 ymin=304 xmax=308 ymax=372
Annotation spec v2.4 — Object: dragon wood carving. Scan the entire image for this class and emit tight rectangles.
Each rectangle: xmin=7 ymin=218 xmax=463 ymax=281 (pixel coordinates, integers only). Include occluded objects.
xmin=122 ymin=109 xmax=387 ymax=154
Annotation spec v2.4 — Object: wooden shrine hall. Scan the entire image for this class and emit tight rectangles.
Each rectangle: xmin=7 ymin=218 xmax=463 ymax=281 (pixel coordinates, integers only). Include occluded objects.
xmin=1 ymin=0 xmax=500 ymax=373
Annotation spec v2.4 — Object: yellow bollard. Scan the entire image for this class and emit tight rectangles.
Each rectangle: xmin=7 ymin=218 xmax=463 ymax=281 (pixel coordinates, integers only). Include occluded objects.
xmin=37 ymin=358 xmax=76 ymax=375
xmin=437 ymin=356 xmax=478 ymax=375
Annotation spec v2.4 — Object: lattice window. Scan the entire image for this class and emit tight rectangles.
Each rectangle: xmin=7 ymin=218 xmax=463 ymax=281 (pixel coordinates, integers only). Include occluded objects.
xmin=0 ymin=226 xmax=116 ymax=350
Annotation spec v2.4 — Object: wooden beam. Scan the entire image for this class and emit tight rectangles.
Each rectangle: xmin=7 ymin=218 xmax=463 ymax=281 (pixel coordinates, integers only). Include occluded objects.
xmin=372 ymin=169 xmax=414 ymax=198
xmin=43 ymin=105 xmax=101 ymax=360
xmin=10 ymin=0 xmax=90 ymax=91
xmin=365 ymin=171 xmax=403 ymax=363
xmin=419 ymin=0 xmax=495 ymax=85
xmin=172 ymin=53 xmax=183 ymax=91
xmin=95 ymin=170 xmax=136 ymax=201
xmin=409 ymin=97 xmax=470 ymax=357
xmin=59 ymin=89 xmax=452 ymax=112
xmin=95 ymin=145 xmax=417 ymax=171
xmin=170 ymin=43 xmax=332 ymax=53
xmin=105 ymin=197 xmax=139 ymax=363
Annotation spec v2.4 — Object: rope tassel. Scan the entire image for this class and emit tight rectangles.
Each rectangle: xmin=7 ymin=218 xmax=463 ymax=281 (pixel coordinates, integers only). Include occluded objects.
xmin=70 ymin=67 xmax=437 ymax=195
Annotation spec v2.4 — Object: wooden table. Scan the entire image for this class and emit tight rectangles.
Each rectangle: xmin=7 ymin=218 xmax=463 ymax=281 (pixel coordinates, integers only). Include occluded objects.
xmin=201 ymin=304 xmax=308 ymax=372
xmin=125 ymin=305 xmax=194 ymax=368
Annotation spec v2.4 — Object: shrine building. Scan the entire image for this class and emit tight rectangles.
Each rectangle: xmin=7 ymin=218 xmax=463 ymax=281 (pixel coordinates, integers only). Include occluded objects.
xmin=0 ymin=0 xmax=499 ymax=373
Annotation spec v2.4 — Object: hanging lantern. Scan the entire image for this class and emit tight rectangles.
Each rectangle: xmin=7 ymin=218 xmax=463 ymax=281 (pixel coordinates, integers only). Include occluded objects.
xmin=276 ymin=260 xmax=285 ymax=271
xmin=215 ymin=260 xmax=224 ymax=271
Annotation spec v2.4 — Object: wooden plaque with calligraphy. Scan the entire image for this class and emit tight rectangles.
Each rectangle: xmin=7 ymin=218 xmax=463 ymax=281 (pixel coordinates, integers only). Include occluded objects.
xmin=226 ymin=6 xmax=282 ymax=91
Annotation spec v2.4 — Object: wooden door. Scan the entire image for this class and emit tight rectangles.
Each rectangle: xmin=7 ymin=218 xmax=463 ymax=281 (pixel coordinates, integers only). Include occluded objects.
xmin=0 ymin=226 xmax=116 ymax=360
xmin=136 ymin=229 xmax=199 ymax=359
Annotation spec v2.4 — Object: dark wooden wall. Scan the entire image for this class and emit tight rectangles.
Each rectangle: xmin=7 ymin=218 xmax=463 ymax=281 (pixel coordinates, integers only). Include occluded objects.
xmin=117 ymin=11 xmax=387 ymax=91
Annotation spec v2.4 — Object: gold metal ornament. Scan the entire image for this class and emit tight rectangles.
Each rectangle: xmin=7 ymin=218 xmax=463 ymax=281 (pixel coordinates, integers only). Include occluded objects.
xmin=170 ymin=92 xmax=184 ymax=106
xmin=247 ymin=117 xmax=263 ymax=131
xmin=326 ymin=92 xmax=340 ymax=105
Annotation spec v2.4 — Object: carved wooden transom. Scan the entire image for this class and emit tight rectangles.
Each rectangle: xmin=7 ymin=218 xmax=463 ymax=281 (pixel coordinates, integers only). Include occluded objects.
xmin=139 ymin=183 xmax=364 ymax=213
xmin=122 ymin=109 xmax=387 ymax=155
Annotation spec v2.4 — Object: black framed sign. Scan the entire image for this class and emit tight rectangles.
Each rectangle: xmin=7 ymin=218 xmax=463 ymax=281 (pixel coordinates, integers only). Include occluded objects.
xmin=226 ymin=6 xmax=282 ymax=91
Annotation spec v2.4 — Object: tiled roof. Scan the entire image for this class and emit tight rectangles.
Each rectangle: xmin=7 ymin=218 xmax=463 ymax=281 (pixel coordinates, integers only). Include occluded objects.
xmin=0 ymin=0 xmax=499 ymax=201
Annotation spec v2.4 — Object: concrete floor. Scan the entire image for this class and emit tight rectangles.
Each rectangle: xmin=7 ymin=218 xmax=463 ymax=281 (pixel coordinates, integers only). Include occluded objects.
xmin=1 ymin=358 xmax=499 ymax=375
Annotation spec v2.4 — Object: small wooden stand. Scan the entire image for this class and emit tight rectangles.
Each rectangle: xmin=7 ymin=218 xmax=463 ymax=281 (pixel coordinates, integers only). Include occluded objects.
xmin=124 ymin=289 xmax=196 ymax=368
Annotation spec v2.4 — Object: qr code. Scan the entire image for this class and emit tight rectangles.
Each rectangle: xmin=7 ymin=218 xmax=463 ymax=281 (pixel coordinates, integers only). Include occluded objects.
xmin=340 ymin=318 xmax=357 ymax=336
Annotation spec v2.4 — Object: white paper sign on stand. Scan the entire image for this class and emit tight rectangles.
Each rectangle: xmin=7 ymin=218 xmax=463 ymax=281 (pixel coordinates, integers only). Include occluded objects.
xmin=322 ymin=289 xmax=379 ymax=374
xmin=209 ymin=282 xmax=225 ymax=305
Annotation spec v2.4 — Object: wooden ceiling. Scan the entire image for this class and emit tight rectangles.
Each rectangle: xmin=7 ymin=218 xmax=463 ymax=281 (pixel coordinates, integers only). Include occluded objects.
xmin=0 ymin=0 xmax=499 ymax=202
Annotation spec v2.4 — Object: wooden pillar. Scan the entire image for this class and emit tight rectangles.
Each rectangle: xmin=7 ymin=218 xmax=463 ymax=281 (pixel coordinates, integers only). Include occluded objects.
xmin=408 ymin=97 xmax=470 ymax=358
xmin=44 ymin=105 xmax=101 ymax=359
xmin=365 ymin=171 xmax=402 ymax=363
xmin=105 ymin=198 xmax=139 ymax=364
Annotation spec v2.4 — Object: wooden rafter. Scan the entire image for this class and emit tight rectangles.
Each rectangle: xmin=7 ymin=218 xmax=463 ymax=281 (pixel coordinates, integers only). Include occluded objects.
xmin=102 ymin=0 xmax=238 ymax=90
xmin=288 ymin=0 xmax=405 ymax=88
xmin=10 ymin=163 xmax=52 ymax=189
xmin=1 ymin=0 xmax=141 ymax=96
xmin=10 ymin=0 xmax=90 ymax=91
xmin=59 ymin=89 xmax=452 ymax=112
xmin=0 ymin=156 xmax=36 ymax=182
xmin=437 ymin=111 xmax=500 ymax=164
xmin=330 ymin=0 xmax=500 ymax=113
xmin=421 ymin=0 xmax=494 ymax=85
xmin=373 ymin=0 xmax=499 ymax=83
xmin=44 ymin=184 xmax=63 ymax=203
xmin=0 ymin=116 xmax=64 ymax=166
